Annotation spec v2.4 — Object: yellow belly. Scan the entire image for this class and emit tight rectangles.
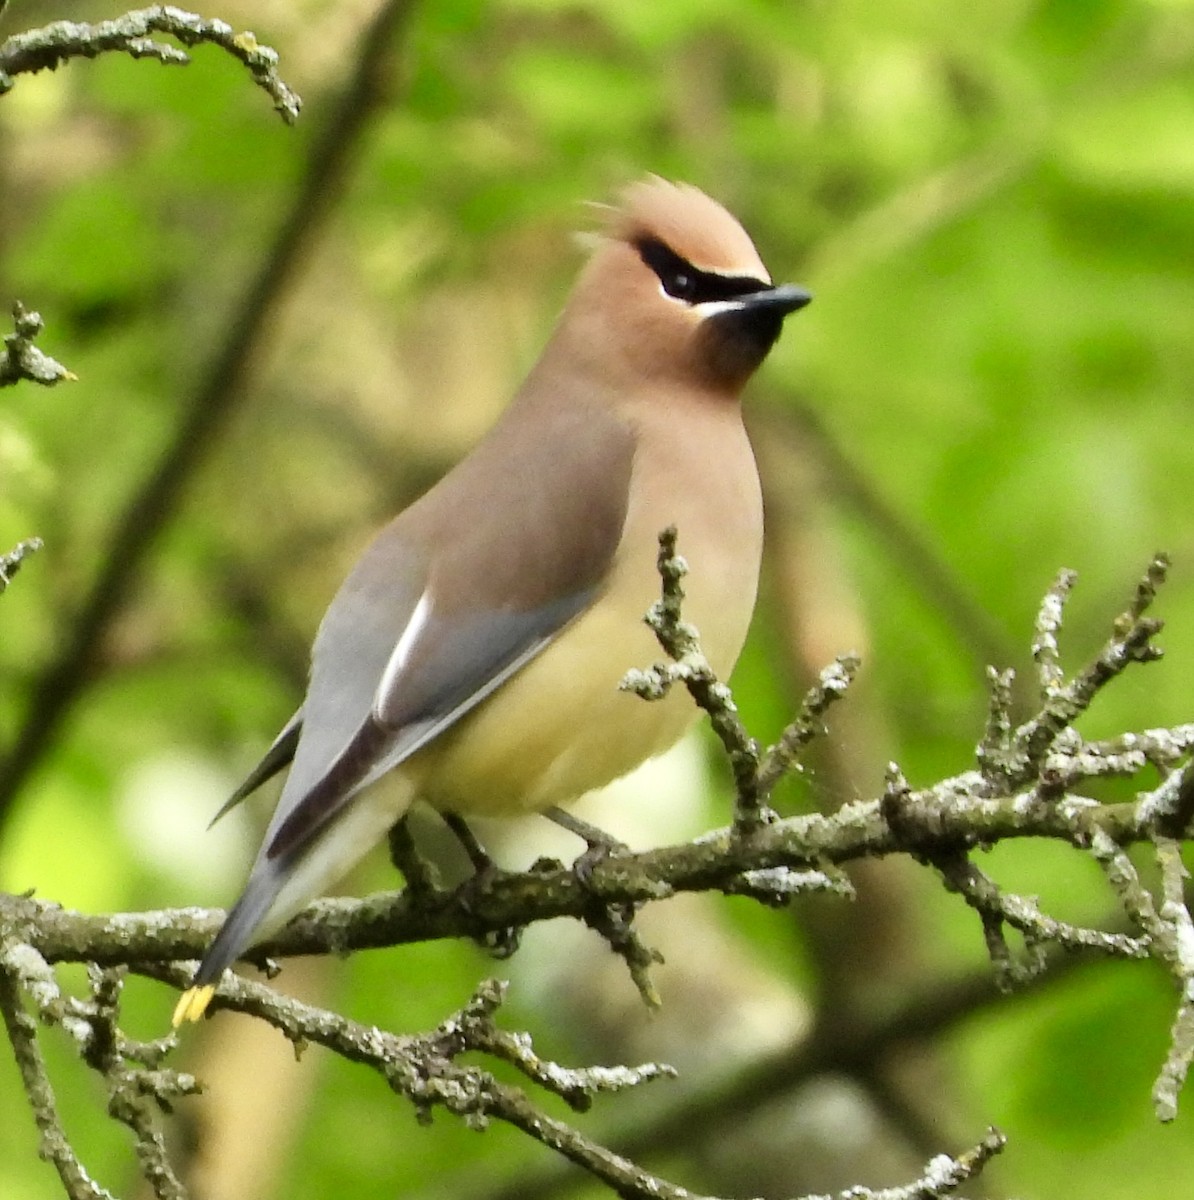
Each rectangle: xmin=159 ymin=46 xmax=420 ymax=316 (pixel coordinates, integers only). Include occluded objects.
xmin=411 ymin=590 xmax=703 ymax=815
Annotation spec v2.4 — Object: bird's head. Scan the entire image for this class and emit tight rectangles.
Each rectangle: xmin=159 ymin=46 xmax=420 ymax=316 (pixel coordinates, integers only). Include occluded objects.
xmin=558 ymin=178 xmax=810 ymax=395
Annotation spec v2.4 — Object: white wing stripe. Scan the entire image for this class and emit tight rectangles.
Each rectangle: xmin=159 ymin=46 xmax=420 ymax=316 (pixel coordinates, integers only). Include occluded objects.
xmin=373 ymin=590 xmax=433 ymax=719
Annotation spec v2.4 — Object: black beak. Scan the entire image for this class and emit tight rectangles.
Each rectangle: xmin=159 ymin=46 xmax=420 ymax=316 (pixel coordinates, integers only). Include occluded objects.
xmin=739 ymin=283 xmax=812 ymax=315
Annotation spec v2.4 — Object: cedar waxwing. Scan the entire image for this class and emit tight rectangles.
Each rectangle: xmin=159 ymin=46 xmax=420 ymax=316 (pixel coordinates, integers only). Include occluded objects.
xmin=172 ymin=178 xmax=811 ymax=1025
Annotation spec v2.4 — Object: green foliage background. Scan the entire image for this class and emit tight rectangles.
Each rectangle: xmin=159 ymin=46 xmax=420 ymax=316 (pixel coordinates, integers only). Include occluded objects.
xmin=2 ymin=0 xmax=1194 ymax=1196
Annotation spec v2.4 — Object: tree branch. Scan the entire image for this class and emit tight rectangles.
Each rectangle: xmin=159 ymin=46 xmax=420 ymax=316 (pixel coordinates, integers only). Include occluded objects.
xmin=0 ymin=943 xmax=118 ymax=1199
xmin=0 ymin=538 xmax=43 ymax=595
xmin=0 ymin=5 xmax=301 ymax=123
xmin=0 ymin=303 xmax=74 ymax=388
xmin=3 ymin=537 xmax=1192 ymax=1195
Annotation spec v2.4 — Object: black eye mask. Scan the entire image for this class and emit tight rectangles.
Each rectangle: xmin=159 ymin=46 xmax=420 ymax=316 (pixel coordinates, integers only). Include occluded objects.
xmin=635 ymin=236 xmax=771 ymax=305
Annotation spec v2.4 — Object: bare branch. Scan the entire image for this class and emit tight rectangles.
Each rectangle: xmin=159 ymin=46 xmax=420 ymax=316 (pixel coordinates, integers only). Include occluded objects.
xmin=0 ymin=942 xmax=117 ymax=1200
xmin=0 ymin=5 xmax=301 ymax=123
xmin=0 ymin=538 xmax=42 ymax=594
xmin=3 ymin=524 xmax=1190 ymax=1191
xmin=0 ymin=303 xmax=74 ymax=389
xmin=1012 ymin=554 xmax=1168 ymax=778
xmin=755 ymin=653 xmax=861 ymax=795
xmin=624 ymin=527 xmax=859 ymax=834
xmin=824 ymin=1128 xmax=1006 ymax=1200
xmin=622 ymin=526 xmax=767 ymax=828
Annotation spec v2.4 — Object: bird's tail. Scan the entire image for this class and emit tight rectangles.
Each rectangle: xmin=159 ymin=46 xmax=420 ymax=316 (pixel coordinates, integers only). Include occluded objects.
xmin=172 ymin=773 xmax=418 ymax=1026
xmin=172 ymin=862 xmax=292 ymax=1026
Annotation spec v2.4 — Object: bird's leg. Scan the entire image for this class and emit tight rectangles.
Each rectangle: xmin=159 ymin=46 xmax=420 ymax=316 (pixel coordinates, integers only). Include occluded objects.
xmin=442 ymin=811 xmax=497 ymax=876
xmin=387 ymin=815 xmax=443 ymax=902
xmin=441 ymin=812 xmax=524 ymax=959
xmin=544 ymin=806 xmax=629 ymax=887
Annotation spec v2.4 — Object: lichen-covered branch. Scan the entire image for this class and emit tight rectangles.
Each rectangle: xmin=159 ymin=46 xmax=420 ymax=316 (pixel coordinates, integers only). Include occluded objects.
xmin=140 ymin=971 xmax=687 ymax=1198
xmin=3 ymin=544 xmax=1192 ymax=1195
xmin=10 ymin=752 xmax=1193 ymax=977
xmin=0 ymin=5 xmax=301 ymax=123
xmin=0 ymin=942 xmax=117 ymax=1200
xmin=0 ymin=538 xmax=43 ymax=595
xmin=622 ymin=526 xmax=767 ymax=826
xmin=621 ymin=525 xmax=860 ymax=833
xmin=1003 ymin=554 xmax=1168 ymax=783
xmin=0 ymin=303 xmax=74 ymax=389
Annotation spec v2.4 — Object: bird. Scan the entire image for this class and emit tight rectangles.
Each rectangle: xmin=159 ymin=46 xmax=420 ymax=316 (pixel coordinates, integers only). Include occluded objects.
xmin=172 ymin=177 xmax=811 ymax=1026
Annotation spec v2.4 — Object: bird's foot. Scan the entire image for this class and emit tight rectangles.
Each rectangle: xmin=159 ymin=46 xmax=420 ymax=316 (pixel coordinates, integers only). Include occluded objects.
xmin=543 ymin=806 xmax=629 ymax=890
xmin=441 ymin=812 xmax=525 ymax=958
xmin=450 ymin=860 xmax=525 ymax=959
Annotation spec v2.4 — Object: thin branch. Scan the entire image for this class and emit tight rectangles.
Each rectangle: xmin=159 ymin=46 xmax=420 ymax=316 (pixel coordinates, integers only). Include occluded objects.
xmin=1031 ymin=567 xmax=1075 ymax=698
xmin=0 ymin=5 xmax=301 ymax=123
xmin=144 ymin=970 xmax=690 ymax=1198
xmin=622 ymin=527 xmax=861 ymax=835
xmin=496 ymin=962 xmax=1031 ymax=1200
xmin=141 ymin=964 xmax=1008 ymax=1200
xmin=1150 ymin=837 xmax=1194 ymax=1121
xmin=4 ymin=531 xmax=1190 ymax=1194
xmin=0 ymin=302 xmax=74 ymax=388
xmin=80 ymin=968 xmax=196 ymax=1200
xmin=1011 ymin=554 xmax=1168 ymax=780
xmin=755 ymin=653 xmax=861 ymax=795
xmin=0 ymin=537 xmax=42 ymax=594
xmin=0 ymin=942 xmax=117 ymax=1200
xmin=622 ymin=526 xmax=767 ymax=828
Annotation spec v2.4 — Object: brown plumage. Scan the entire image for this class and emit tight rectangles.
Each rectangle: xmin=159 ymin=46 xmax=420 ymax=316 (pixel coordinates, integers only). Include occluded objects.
xmin=173 ymin=177 xmax=810 ymax=1026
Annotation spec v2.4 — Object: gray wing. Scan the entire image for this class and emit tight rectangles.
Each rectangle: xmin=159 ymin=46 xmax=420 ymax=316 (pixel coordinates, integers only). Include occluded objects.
xmin=264 ymin=576 xmax=597 ymax=861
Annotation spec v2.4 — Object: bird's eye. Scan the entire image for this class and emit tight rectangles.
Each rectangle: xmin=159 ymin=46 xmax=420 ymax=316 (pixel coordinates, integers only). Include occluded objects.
xmin=637 ymin=238 xmax=702 ymax=304
xmin=665 ymin=270 xmax=696 ymax=301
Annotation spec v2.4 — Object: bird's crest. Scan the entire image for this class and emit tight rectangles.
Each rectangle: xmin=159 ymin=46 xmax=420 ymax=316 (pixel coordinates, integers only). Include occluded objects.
xmin=603 ymin=176 xmax=770 ymax=282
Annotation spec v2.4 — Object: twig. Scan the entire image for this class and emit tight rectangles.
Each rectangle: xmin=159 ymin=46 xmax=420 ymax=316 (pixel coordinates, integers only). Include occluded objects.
xmin=622 ymin=527 xmax=766 ymax=828
xmin=1081 ymin=820 xmax=1194 ymax=1122
xmin=145 ymin=970 xmax=688 ymax=1197
xmin=0 ymin=537 xmax=42 ymax=594
xmin=624 ymin=528 xmax=858 ymax=835
xmin=5 ymin=544 xmax=1193 ymax=1188
xmin=1150 ymin=837 xmax=1194 ymax=1121
xmin=498 ymin=964 xmax=1026 ymax=1200
xmin=80 ymin=968 xmax=196 ymax=1199
xmin=0 ymin=5 xmax=301 ymax=122
xmin=975 ymin=665 xmax=1016 ymax=780
xmin=755 ymin=654 xmax=861 ymax=795
xmin=0 ymin=302 xmax=74 ymax=388
xmin=0 ymin=941 xmax=117 ymax=1200
xmin=1012 ymin=554 xmax=1168 ymax=778
xmin=828 ymin=1127 xmax=1006 ymax=1200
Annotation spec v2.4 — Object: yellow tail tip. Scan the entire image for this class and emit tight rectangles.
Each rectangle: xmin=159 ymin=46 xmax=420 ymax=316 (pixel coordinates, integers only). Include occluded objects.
xmin=172 ymin=984 xmax=216 ymax=1027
